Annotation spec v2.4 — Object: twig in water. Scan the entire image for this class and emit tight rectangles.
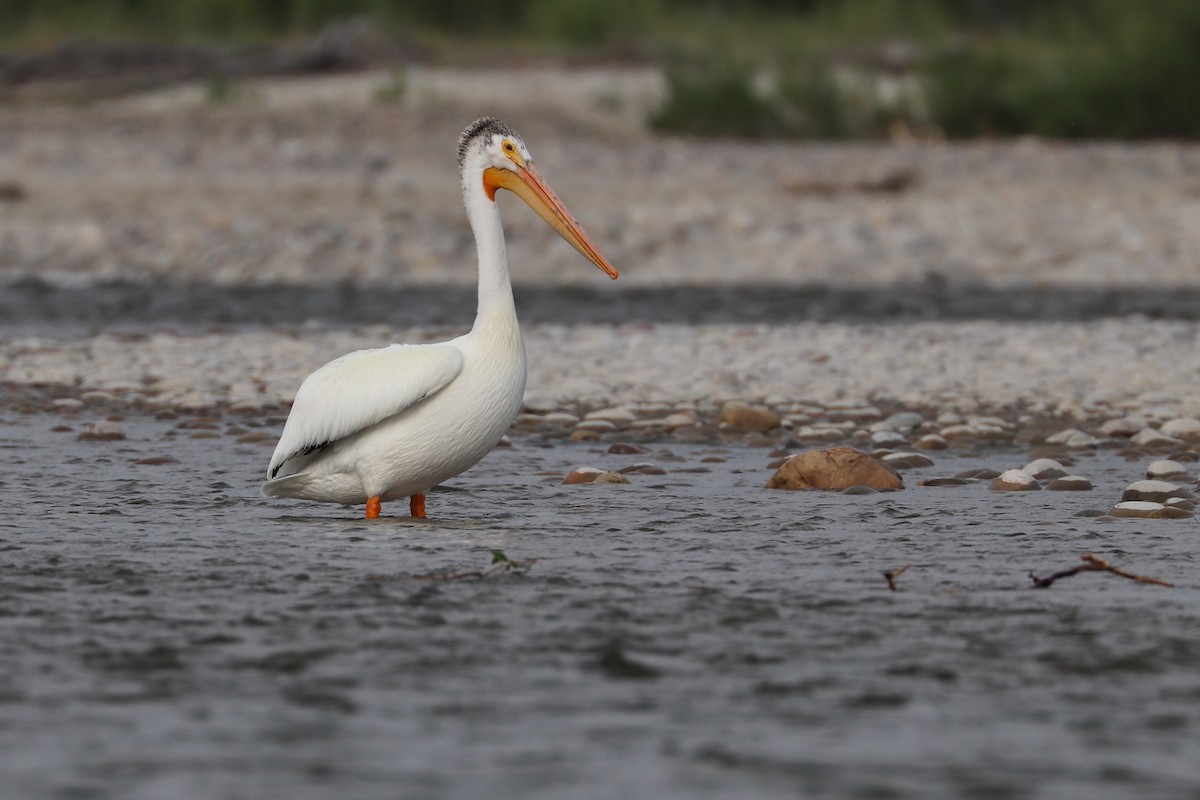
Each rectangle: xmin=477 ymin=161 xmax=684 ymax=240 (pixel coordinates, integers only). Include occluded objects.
xmin=883 ymin=564 xmax=911 ymax=591
xmin=1029 ymin=553 xmax=1173 ymax=589
xmin=411 ymin=549 xmax=536 ymax=582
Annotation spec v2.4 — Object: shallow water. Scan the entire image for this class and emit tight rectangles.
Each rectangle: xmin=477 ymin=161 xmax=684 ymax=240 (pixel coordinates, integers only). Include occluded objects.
xmin=2 ymin=413 xmax=1199 ymax=800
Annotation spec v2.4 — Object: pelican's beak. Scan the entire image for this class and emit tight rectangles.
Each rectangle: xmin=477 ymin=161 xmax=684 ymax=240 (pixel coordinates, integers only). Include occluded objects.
xmin=484 ymin=163 xmax=619 ymax=280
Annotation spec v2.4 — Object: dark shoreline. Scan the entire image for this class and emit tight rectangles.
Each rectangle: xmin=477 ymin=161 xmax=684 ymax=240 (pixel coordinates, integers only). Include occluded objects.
xmin=4 ymin=279 xmax=1200 ymax=335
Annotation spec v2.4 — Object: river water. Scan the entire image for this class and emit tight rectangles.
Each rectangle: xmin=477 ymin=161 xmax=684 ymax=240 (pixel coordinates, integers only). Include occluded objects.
xmin=2 ymin=411 xmax=1198 ymax=799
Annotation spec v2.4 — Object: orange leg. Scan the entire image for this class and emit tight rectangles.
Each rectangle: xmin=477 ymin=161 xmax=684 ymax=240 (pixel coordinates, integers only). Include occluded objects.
xmin=409 ymin=493 xmax=426 ymax=518
xmin=365 ymin=496 xmax=382 ymax=519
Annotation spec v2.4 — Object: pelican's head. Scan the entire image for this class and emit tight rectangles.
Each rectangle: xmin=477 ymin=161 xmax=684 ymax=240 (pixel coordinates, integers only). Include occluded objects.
xmin=457 ymin=117 xmax=618 ymax=280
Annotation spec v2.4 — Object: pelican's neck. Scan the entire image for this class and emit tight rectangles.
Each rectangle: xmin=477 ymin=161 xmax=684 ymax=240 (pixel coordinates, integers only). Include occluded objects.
xmin=463 ymin=170 xmax=517 ymax=334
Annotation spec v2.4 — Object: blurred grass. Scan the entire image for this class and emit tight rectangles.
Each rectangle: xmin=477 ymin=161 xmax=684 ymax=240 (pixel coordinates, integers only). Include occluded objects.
xmin=4 ymin=0 xmax=1200 ymax=139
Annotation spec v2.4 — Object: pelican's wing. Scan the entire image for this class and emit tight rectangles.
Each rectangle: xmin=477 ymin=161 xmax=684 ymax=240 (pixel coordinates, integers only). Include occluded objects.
xmin=267 ymin=343 xmax=464 ymax=478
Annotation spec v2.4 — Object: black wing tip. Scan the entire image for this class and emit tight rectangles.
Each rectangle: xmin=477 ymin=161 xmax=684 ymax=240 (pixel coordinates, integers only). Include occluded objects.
xmin=269 ymin=440 xmax=331 ymax=479
xmin=457 ymin=117 xmax=514 ymax=167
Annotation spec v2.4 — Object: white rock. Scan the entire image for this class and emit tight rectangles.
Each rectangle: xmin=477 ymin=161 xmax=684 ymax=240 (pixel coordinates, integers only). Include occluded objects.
xmin=871 ymin=430 xmax=910 ymax=448
xmin=939 ymin=424 xmax=978 ymax=440
xmin=1160 ymin=418 xmax=1200 ymax=441
xmin=1023 ymin=458 xmax=1068 ymax=480
xmin=990 ymin=469 xmax=1039 ymax=491
xmin=1045 ymin=428 xmax=1101 ymax=448
xmin=1109 ymin=501 xmax=1192 ymax=519
xmin=1147 ymin=460 xmax=1190 ymax=480
xmin=1099 ymin=417 xmax=1145 ymax=437
xmin=663 ymin=411 xmax=697 ymax=428
xmin=543 ymin=412 xmax=581 ymax=425
xmin=575 ymin=419 xmax=618 ymax=433
xmin=1122 ymin=480 xmax=1192 ymax=503
xmin=1130 ymin=428 xmax=1181 ymax=448
xmin=915 ymin=434 xmax=948 ymax=450
xmin=585 ymin=408 xmax=637 ymax=426
xmin=794 ymin=426 xmax=848 ymax=442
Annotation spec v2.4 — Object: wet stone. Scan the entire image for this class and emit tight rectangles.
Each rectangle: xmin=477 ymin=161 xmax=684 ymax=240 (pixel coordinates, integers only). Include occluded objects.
xmin=989 ymin=469 xmax=1039 ymax=491
xmin=1122 ymin=480 xmax=1193 ymax=503
xmin=1046 ymin=476 xmax=1094 ymax=491
xmin=563 ymin=467 xmax=605 ymax=485
xmin=1023 ymin=458 xmax=1068 ymax=480
xmin=592 ymin=471 xmax=631 ymax=485
xmin=78 ymin=420 xmax=126 ymax=441
xmin=915 ymin=434 xmax=948 ymax=451
xmin=1146 ymin=460 xmax=1190 ymax=480
xmin=1109 ymin=501 xmax=1193 ymax=519
xmin=607 ymin=443 xmax=648 ymax=455
xmin=918 ymin=477 xmax=971 ymax=487
xmin=767 ymin=446 xmax=902 ymax=491
xmin=1161 ymin=418 xmax=1200 ymax=442
xmin=718 ymin=401 xmax=781 ymax=433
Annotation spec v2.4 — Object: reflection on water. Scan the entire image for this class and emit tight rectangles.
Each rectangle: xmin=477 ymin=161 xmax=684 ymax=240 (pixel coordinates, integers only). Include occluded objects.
xmin=1 ymin=413 xmax=1197 ymax=799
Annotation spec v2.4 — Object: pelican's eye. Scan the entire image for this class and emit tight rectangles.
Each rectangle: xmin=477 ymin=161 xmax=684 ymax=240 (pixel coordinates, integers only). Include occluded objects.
xmin=501 ymin=139 xmax=524 ymax=167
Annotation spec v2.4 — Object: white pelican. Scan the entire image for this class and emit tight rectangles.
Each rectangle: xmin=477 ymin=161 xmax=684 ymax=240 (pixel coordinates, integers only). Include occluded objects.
xmin=263 ymin=118 xmax=618 ymax=519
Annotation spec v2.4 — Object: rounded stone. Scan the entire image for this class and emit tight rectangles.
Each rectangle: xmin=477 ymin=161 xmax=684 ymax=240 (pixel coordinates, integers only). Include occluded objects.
xmin=1122 ymin=480 xmax=1193 ymax=503
xmin=989 ymin=469 xmax=1039 ymax=491
xmin=1131 ymin=428 xmax=1182 ymax=449
xmin=1146 ymin=459 xmax=1190 ymax=480
xmin=871 ymin=430 xmax=910 ymax=448
xmin=915 ymin=434 xmax=948 ymax=451
xmin=1161 ymin=418 xmax=1200 ymax=441
xmin=1045 ymin=475 xmax=1094 ymax=491
xmin=766 ymin=446 xmax=902 ymax=491
xmin=78 ymin=420 xmax=126 ymax=441
xmin=563 ymin=467 xmax=605 ymax=485
xmin=1109 ymin=501 xmax=1192 ymax=519
xmin=1023 ymin=458 xmax=1068 ymax=480
xmin=592 ymin=471 xmax=632 ymax=485
xmin=718 ymin=401 xmax=781 ymax=433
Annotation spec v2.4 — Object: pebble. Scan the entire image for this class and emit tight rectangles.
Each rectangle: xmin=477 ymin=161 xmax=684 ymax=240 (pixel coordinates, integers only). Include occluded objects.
xmin=718 ymin=401 xmax=781 ymax=433
xmin=52 ymin=398 xmax=84 ymax=411
xmin=918 ymin=477 xmax=971 ymax=487
xmin=1161 ymin=418 xmax=1200 ymax=441
xmin=1109 ymin=501 xmax=1193 ymax=519
xmin=575 ymin=420 xmax=618 ymax=433
xmin=794 ymin=426 xmax=847 ymax=442
xmin=562 ymin=467 xmax=605 ymax=485
xmin=1146 ymin=459 xmax=1190 ymax=480
xmin=607 ymin=443 xmax=648 ymax=455
xmin=870 ymin=430 xmax=910 ymax=449
xmin=1022 ymin=458 xmax=1068 ymax=480
xmin=1099 ymin=417 xmax=1145 ymax=437
xmin=592 ymin=471 xmax=631 ymax=485
xmin=585 ymin=408 xmax=637 ymax=426
xmin=939 ymin=424 xmax=978 ymax=440
xmin=77 ymin=420 xmax=126 ymax=441
xmin=1045 ymin=475 xmax=1094 ymax=491
xmin=766 ymin=446 xmax=902 ymax=491
xmin=914 ymin=434 xmax=948 ymax=451
xmin=874 ymin=411 xmax=925 ymax=432
xmin=663 ymin=411 xmax=697 ymax=428
xmin=1122 ymin=480 xmax=1193 ymax=503
xmin=1045 ymin=428 xmax=1101 ymax=449
xmin=543 ymin=412 xmax=581 ymax=426
xmin=880 ymin=452 xmax=934 ymax=469
xmin=989 ymin=469 xmax=1039 ymax=491
xmin=1130 ymin=428 xmax=1181 ymax=449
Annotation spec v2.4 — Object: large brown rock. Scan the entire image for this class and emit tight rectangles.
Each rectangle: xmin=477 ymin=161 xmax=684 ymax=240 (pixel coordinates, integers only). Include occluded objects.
xmin=766 ymin=446 xmax=903 ymax=491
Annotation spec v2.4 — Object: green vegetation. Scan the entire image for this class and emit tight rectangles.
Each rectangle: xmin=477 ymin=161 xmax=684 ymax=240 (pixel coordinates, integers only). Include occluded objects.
xmin=4 ymin=0 xmax=1200 ymax=139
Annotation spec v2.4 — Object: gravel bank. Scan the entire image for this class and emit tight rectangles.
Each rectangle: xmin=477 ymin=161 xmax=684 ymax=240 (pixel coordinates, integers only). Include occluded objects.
xmin=2 ymin=68 xmax=1199 ymax=447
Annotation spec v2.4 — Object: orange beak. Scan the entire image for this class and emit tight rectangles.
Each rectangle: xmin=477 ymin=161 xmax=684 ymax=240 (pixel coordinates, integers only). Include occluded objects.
xmin=484 ymin=163 xmax=618 ymax=280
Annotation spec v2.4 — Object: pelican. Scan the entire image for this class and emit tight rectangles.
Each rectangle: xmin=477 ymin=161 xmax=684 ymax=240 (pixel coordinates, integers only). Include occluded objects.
xmin=263 ymin=118 xmax=618 ymax=519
